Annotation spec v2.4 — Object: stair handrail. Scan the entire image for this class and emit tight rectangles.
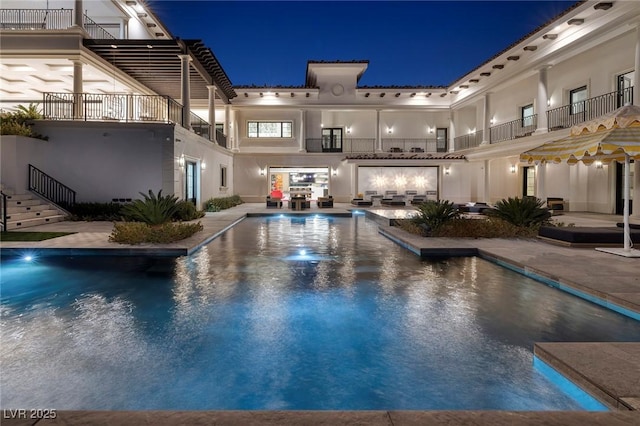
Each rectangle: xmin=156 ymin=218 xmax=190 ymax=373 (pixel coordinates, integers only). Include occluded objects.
xmin=0 ymin=191 xmax=7 ymax=232
xmin=28 ymin=164 xmax=76 ymax=210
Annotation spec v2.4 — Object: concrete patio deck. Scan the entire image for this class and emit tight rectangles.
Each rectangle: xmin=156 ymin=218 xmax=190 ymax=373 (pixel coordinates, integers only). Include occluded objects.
xmin=1 ymin=205 xmax=639 ymax=425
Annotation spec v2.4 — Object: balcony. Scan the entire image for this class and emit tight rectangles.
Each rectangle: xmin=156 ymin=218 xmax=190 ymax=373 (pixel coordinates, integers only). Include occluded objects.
xmin=305 ymin=138 xmax=443 ymax=153
xmin=490 ymin=115 xmax=537 ymax=144
xmin=0 ymin=9 xmax=115 ymax=39
xmin=547 ymin=87 xmax=633 ymax=131
xmin=41 ymin=92 xmax=228 ymax=149
xmin=454 ymin=130 xmax=483 ymax=150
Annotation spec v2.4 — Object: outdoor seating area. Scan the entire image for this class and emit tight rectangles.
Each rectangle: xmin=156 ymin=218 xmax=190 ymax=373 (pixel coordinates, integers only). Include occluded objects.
xmin=457 ymin=202 xmax=493 ymax=214
xmin=547 ymin=197 xmax=566 ymax=215
xmin=317 ymin=196 xmax=334 ymax=208
xmin=538 ymin=225 xmax=640 ymax=247
xmin=265 ymin=195 xmax=282 ymax=208
xmin=381 ymin=194 xmax=407 ymax=206
xmin=351 ymin=198 xmax=373 ymax=206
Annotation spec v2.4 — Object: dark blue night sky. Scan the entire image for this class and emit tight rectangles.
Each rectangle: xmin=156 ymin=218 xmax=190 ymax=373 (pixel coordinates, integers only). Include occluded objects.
xmin=148 ymin=1 xmax=580 ymax=87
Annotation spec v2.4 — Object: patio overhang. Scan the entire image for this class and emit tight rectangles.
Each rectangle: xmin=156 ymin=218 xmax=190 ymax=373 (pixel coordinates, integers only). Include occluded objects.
xmin=83 ymin=38 xmax=236 ymax=102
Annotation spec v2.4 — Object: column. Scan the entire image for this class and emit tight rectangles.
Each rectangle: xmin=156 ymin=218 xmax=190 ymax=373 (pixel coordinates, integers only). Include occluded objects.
xmin=224 ymin=105 xmax=230 ymax=136
xmin=481 ymin=93 xmax=490 ymax=144
xmin=299 ymin=109 xmax=306 ymax=152
xmin=448 ymin=113 xmax=456 ymax=153
xmin=634 ymin=25 xmax=640 ymax=106
xmin=536 ymin=163 xmax=546 ymax=203
xmin=73 ymin=0 xmax=83 ymax=28
xmin=207 ymin=85 xmax=216 ymax=144
xmin=535 ymin=66 xmax=549 ymax=133
xmin=72 ymin=59 xmax=83 ymax=119
xmin=178 ymin=54 xmax=192 ymax=130
xmin=632 ymin=161 xmax=640 ymax=220
xmin=483 ymin=159 xmax=490 ymax=203
xmin=375 ymin=109 xmax=382 ymax=152
xmin=119 ymin=18 xmax=128 ymax=39
xmin=231 ymin=108 xmax=239 ymax=152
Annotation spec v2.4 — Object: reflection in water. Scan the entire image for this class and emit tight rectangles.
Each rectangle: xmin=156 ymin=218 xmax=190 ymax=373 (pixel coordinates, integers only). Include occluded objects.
xmin=1 ymin=216 xmax=639 ymax=410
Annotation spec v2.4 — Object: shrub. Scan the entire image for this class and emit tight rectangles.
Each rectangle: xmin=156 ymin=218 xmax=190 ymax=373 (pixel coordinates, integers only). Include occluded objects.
xmin=0 ymin=103 xmax=47 ymax=140
xmin=120 ymin=190 xmax=179 ymax=225
xmin=67 ymin=202 xmax=124 ymax=221
xmin=173 ymin=200 xmax=205 ymax=221
xmin=397 ymin=217 xmax=541 ymax=239
xmin=411 ymin=200 xmax=459 ymax=233
xmin=204 ymin=195 xmax=243 ymax=212
xmin=109 ymin=221 xmax=203 ymax=244
xmin=487 ymin=196 xmax=551 ymax=228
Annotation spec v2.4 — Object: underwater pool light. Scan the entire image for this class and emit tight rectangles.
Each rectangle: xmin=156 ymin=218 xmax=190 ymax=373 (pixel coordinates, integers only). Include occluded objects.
xmin=299 ymin=249 xmax=307 ymax=256
xmin=23 ymin=255 xmax=34 ymax=262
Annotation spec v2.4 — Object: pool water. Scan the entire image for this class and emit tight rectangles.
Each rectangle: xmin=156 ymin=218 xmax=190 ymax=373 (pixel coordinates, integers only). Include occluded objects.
xmin=2 ymin=216 xmax=639 ymax=410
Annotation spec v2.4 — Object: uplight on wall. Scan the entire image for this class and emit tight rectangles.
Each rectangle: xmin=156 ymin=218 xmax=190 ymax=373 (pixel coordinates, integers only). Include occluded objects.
xmin=387 ymin=127 xmax=393 ymax=134
xmin=428 ymin=126 xmax=434 ymax=134
xmin=444 ymin=167 xmax=450 ymax=175
xmin=490 ymin=118 xmax=495 ymax=125
xmin=178 ymin=154 xmax=185 ymax=167
xmin=547 ymin=99 xmax=551 ymax=107
xmin=510 ymin=165 xmax=516 ymax=173
xmin=346 ymin=126 xmax=351 ymax=134
xmin=201 ymin=161 xmax=207 ymax=170
xmin=331 ymin=168 xmax=338 ymax=176
xmin=595 ymin=160 xmax=603 ymax=169
xmin=259 ymin=168 xmax=266 ymax=176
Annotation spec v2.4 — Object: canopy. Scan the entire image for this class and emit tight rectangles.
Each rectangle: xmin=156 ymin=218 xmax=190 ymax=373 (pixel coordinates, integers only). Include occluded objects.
xmin=520 ymin=105 xmax=640 ymax=165
xmin=520 ymin=104 xmax=640 ymax=257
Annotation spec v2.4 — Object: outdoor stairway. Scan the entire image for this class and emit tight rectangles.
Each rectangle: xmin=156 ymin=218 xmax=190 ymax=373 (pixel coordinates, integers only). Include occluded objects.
xmin=1 ymin=188 xmax=67 ymax=230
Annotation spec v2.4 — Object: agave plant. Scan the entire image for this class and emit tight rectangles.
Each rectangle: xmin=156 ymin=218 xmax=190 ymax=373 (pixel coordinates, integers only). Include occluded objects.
xmin=412 ymin=199 xmax=459 ymax=233
xmin=487 ymin=196 xmax=551 ymax=228
xmin=120 ymin=190 xmax=179 ymax=225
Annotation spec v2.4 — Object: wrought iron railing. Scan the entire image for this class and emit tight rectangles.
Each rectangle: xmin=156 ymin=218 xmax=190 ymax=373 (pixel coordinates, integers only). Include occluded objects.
xmin=0 ymin=191 xmax=7 ymax=232
xmin=215 ymin=129 xmax=227 ymax=148
xmin=343 ymin=138 xmax=376 ymax=153
xmin=547 ymin=87 xmax=633 ymax=131
xmin=0 ymin=8 xmax=72 ymax=30
xmin=454 ymin=130 xmax=483 ymax=150
xmin=28 ymin=164 xmax=76 ymax=209
xmin=490 ymin=115 xmax=537 ymax=143
xmin=42 ymin=92 xmax=183 ymax=124
xmin=191 ymin=112 xmax=211 ymax=140
xmin=83 ymin=13 xmax=115 ymax=39
xmin=381 ymin=138 xmax=440 ymax=153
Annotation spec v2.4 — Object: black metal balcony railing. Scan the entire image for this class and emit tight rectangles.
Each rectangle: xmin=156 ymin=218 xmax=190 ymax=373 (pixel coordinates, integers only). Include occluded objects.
xmin=42 ymin=92 xmax=183 ymax=124
xmin=83 ymin=14 xmax=115 ymax=40
xmin=547 ymin=87 xmax=633 ymax=131
xmin=305 ymin=138 xmax=445 ymax=153
xmin=0 ymin=8 xmax=72 ymax=30
xmin=381 ymin=138 xmax=441 ymax=153
xmin=191 ymin=112 xmax=211 ymax=140
xmin=28 ymin=164 xmax=76 ymax=209
xmin=490 ymin=114 xmax=537 ymax=144
xmin=454 ymin=130 xmax=483 ymax=150
xmin=215 ymin=129 xmax=227 ymax=148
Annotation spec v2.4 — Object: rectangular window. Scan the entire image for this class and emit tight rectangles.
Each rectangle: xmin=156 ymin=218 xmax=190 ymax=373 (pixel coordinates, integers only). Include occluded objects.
xmin=247 ymin=121 xmax=293 ymax=138
xmin=521 ymin=104 xmax=534 ymax=128
xmin=220 ymin=165 xmax=227 ymax=188
xmin=570 ymin=86 xmax=587 ymax=115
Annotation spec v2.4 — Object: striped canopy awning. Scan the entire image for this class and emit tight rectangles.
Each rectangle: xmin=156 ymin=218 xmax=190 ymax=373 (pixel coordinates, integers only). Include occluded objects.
xmin=520 ymin=105 xmax=640 ymax=165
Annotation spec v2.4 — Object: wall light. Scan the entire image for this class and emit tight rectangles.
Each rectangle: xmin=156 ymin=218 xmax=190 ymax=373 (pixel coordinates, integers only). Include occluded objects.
xmin=178 ymin=154 xmax=185 ymax=167
xmin=595 ymin=160 xmax=603 ymax=169
xmin=547 ymin=99 xmax=551 ymax=107
xmin=444 ymin=167 xmax=450 ymax=175
xmin=346 ymin=126 xmax=351 ymax=134
xmin=259 ymin=168 xmax=266 ymax=176
xmin=387 ymin=127 xmax=393 ymax=134
xmin=490 ymin=118 xmax=495 ymax=125
xmin=331 ymin=168 xmax=338 ymax=176
xmin=510 ymin=165 xmax=516 ymax=174
xmin=201 ymin=161 xmax=206 ymax=170
xmin=428 ymin=126 xmax=434 ymax=134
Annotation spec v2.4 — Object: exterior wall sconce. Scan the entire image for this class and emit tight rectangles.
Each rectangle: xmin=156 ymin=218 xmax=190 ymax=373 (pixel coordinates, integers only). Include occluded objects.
xmin=387 ymin=127 xmax=393 ymax=134
xmin=547 ymin=99 xmax=551 ymax=107
xmin=201 ymin=161 xmax=206 ymax=170
xmin=595 ymin=160 xmax=603 ymax=169
xmin=444 ymin=167 xmax=450 ymax=175
xmin=331 ymin=168 xmax=338 ymax=176
xmin=178 ymin=154 xmax=185 ymax=167
xmin=490 ymin=118 xmax=495 ymax=125
xmin=346 ymin=127 xmax=351 ymax=134
xmin=510 ymin=165 xmax=516 ymax=173
xmin=428 ymin=126 xmax=434 ymax=134
xmin=259 ymin=168 xmax=266 ymax=176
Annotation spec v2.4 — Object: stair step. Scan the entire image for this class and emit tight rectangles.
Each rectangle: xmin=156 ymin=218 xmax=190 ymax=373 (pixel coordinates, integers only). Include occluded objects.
xmin=6 ymin=209 xmax=62 ymax=221
xmin=5 ymin=193 xmax=33 ymax=201
xmin=5 ymin=204 xmax=52 ymax=214
xmin=6 ymin=215 xmax=67 ymax=230
xmin=7 ymin=199 xmax=43 ymax=208
xmin=1 ymin=187 xmax=15 ymax=196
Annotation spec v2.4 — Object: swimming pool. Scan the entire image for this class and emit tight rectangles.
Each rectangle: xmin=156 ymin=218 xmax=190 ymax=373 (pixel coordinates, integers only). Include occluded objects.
xmin=2 ymin=216 xmax=639 ymax=410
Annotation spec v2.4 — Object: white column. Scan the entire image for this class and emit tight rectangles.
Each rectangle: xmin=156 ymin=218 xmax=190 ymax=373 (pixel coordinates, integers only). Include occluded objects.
xmin=231 ymin=109 xmax=239 ymax=152
xmin=73 ymin=0 xmax=83 ymax=28
xmin=178 ymin=54 xmax=192 ymax=130
xmin=634 ymin=25 xmax=640 ymax=106
xmin=72 ymin=59 xmax=83 ymax=119
xmin=483 ymin=160 xmax=490 ymax=203
xmin=448 ymin=113 xmax=456 ymax=153
xmin=375 ymin=109 xmax=382 ymax=152
xmin=119 ymin=18 xmax=128 ymax=39
xmin=536 ymin=163 xmax=546 ymax=203
xmin=632 ymin=161 xmax=640 ymax=220
xmin=224 ymin=105 xmax=230 ymax=136
xmin=207 ymin=85 xmax=216 ymax=144
xmin=535 ymin=66 xmax=549 ymax=133
xmin=481 ymin=93 xmax=490 ymax=144
xmin=299 ymin=109 xmax=306 ymax=152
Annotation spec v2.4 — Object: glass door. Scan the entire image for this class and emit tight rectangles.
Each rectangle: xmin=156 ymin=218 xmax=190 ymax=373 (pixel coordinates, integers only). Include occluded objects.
xmin=186 ymin=161 xmax=197 ymax=205
xmin=436 ymin=128 xmax=448 ymax=152
xmin=522 ymin=166 xmax=535 ymax=197
xmin=617 ymin=71 xmax=634 ymax=107
xmin=321 ymin=128 xmax=343 ymax=152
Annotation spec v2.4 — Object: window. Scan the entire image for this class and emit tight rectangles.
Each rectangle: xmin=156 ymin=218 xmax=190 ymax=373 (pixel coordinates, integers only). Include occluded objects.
xmin=617 ymin=71 xmax=634 ymax=107
xmin=521 ymin=104 xmax=534 ymax=127
xmin=220 ymin=165 xmax=227 ymax=188
xmin=570 ymin=86 xmax=587 ymax=115
xmin=247 ymin=121 xmax=293 ymax=138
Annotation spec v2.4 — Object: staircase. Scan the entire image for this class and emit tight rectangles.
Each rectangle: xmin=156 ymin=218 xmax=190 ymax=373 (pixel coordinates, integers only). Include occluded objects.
xmin=1 ymin=187 xmax=67 ymax=230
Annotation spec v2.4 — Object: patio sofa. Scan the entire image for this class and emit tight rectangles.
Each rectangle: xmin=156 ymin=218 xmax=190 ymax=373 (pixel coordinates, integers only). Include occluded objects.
xmin=351 ymin=198 xmax=373 ymax=206
xmin=317 ymin=196 xmax=334 ymax=208
xmin=266 ymin=195 xmax=282 ymax=208
xmin=381 ymin=195 xmax=406 ymax=206
xmin=457 ymin=202 xmax=493 ymax=214
xmin=546 ymin=197 xmax=565 ymax=215
xmin=539 ymin=226 xmax=640 ymax=246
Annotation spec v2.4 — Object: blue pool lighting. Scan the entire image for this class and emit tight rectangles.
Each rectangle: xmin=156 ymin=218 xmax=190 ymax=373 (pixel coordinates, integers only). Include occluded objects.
xmin=299 ymin=249 xmax=307 ymax=256
xmin=23 ymin=255 xmax=34 ymax=262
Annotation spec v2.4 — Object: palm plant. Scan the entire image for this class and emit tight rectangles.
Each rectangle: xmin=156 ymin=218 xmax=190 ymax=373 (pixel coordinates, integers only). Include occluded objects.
xmin=412 ymin=199 xmax=459 ymax=233
xmin=120 ymin=190 xmax=179 ymax=225
xmin=487 ymin=196 xmax=551 ymax=228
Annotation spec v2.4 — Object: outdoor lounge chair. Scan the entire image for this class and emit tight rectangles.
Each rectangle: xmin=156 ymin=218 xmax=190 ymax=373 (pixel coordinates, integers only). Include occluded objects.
xmin=381 ymin=194 xmax=406 ymax=206
xmin=266 ymin=195 xmax=282 ymax=208
xmin=411 ymin=194 xmax=427 ymax=205
xmin=547 ymin=197 xmax=565 ymax=215
xmin=351 ymin=198 xmax=373 ymax=206
xmin=317 ymin=196 xmax=333 ymax=208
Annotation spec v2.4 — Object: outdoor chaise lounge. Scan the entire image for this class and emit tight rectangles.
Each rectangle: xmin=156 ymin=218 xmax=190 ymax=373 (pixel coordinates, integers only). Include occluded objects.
xmin=538 ymin=226 xmax=640 ymax=246
xmin=317 ymin=196 xmax=334 ymax=208
xmin=457 ymin=202 xmax=493 ymax=214
xmin=547 ymin=197 xmax=565 ymax=215
xmin=381 ymin=195 xmax=406 ymax=206
xmin=411 ymin=194 xmax=428 ymax=205
xmin=351 ymin=198 xmax=373 ymax=206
